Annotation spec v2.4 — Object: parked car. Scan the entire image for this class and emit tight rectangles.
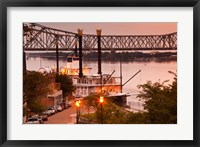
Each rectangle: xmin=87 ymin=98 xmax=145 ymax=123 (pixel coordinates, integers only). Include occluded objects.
xmin=60 ymin=102 xmax=67 ymax=109
xmin=48 ymin=107 xmax=56 ymax=115
xmin=55 ymin=105 xmax=63 ymax=112
xmin=66 ymin=102 xmax=72 ymax=108
xmin=38 ymin=113 xmax=48 ymax=121
xmin=31 ymin=115 xmax=44 ymax=124
xmin=43 ymin=110 xmax=52 ymax=117
xmin=26 ymin=117 xmax=41 ymax=124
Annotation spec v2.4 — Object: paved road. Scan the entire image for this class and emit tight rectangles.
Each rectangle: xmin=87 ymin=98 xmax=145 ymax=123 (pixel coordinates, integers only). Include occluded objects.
xmin=44 ymin=105 xmax=77 ymax=124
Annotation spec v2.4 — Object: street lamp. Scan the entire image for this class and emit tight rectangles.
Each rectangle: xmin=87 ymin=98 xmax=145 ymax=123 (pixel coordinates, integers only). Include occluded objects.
xmin=75 ymin=100 xmax=80 ymax=124
xmin=99 ymin=96 xmax=104 ymax=124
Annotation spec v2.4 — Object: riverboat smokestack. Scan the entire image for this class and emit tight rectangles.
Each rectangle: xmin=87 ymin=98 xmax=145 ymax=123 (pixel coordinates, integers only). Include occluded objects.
xmin=55 ymin=35 xmax=59 ymax=75
xmin=96 ymin=29 xmax=102 ymax=75
xmin=74 ymin=35 xmax=78 ymax=57
xmin=78 ymin=29 xmax=83 ymax=78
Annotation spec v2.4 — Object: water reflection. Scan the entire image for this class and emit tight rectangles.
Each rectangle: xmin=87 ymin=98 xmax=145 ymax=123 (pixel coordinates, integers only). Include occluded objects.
xmin=26 ymin=57 xmax=177 ymax=111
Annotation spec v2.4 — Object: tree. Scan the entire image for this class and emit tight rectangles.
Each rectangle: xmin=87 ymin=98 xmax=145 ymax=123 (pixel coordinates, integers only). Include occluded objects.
xmin=23 ymin=71 xmax=51 ymax=115
xmin=125 ymin=112 xmax=148 ymax=124
xmin=83 ymin=93 xmax=128 ymax=124
xmin=97 ymin=101 xmax=127 ymax=124
xmin=83 ymin=93 xmax=100 ymax=108
xmin=81 ymin=72 xmax=177 ymax=124
xmin=56 ymin=74 xmax=75 ymax=101
xmin=137 ymin=72 xmax=177 ymax=124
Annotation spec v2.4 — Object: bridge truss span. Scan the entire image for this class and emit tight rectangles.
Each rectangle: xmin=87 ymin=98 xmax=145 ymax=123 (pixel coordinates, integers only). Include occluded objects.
xmin=23 ymin=23 xmax=177 ymax=51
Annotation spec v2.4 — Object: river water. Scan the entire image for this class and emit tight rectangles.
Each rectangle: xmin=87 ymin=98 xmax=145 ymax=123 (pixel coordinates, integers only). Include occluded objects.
xmin=26 ymin=56 xmax=177 ymax=111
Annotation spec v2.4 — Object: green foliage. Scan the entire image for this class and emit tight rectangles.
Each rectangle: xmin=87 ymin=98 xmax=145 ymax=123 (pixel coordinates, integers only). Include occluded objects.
xmin=83 ymin=93 xmax=100 ymax=108
xmin=126 ymin=112 xmax=149 ymax=124
xmin=81 ymin=72 xmax=177 ymax=124
xmin=81 ymin=113 xmax=96 ymax=123
xmin=23 ymin=71 xmax=51 ymax=114
xmin=83 ymin=93 xmax=128 ymax=124
xmin=137 ymin=73 xmax=177 ymax=124
xmin=28 ymin=98 xmax=47 ymax=114
xmin=56 ymin=74 xmax=75 ymax=99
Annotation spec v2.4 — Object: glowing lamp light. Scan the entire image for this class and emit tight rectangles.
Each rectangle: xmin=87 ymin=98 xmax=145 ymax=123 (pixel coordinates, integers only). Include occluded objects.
xmin=61 ymin=69 xmax=65 ymax=75
xmin=76 ymin=101 xmax=80 ymax=107
xmin=100 ymin=96 xmax=104 ymax=103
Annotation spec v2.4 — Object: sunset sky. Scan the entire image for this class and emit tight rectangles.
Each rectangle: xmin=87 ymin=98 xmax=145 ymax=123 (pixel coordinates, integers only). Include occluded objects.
xmin=39 ymin=22 xmax=177 ymax=35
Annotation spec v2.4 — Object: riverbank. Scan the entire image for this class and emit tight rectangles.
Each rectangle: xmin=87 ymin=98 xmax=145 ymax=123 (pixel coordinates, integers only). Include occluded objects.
xmin=27 ymin=51 xmax=177 ymax=62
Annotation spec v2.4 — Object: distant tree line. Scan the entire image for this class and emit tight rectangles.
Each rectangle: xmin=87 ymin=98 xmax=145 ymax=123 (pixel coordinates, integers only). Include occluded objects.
xmin=27 ymin=51 xmax=177 ymax=62
xmin=83 ymin=51 xmax=177 ymax=62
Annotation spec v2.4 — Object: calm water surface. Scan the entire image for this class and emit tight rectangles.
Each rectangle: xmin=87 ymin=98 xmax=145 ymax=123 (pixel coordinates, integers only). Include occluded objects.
xmin=26 ymin=57 xmax=177 ymax=111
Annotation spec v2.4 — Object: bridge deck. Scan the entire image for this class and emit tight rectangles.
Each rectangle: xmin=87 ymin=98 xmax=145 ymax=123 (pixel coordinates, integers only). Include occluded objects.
xmin=23 ymin=23 xmax=177 ymax=51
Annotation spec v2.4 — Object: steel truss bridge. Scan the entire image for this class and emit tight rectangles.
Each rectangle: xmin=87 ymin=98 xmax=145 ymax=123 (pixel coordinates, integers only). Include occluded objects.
xmin=23 ymin=23 xmax=177 ymax=51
